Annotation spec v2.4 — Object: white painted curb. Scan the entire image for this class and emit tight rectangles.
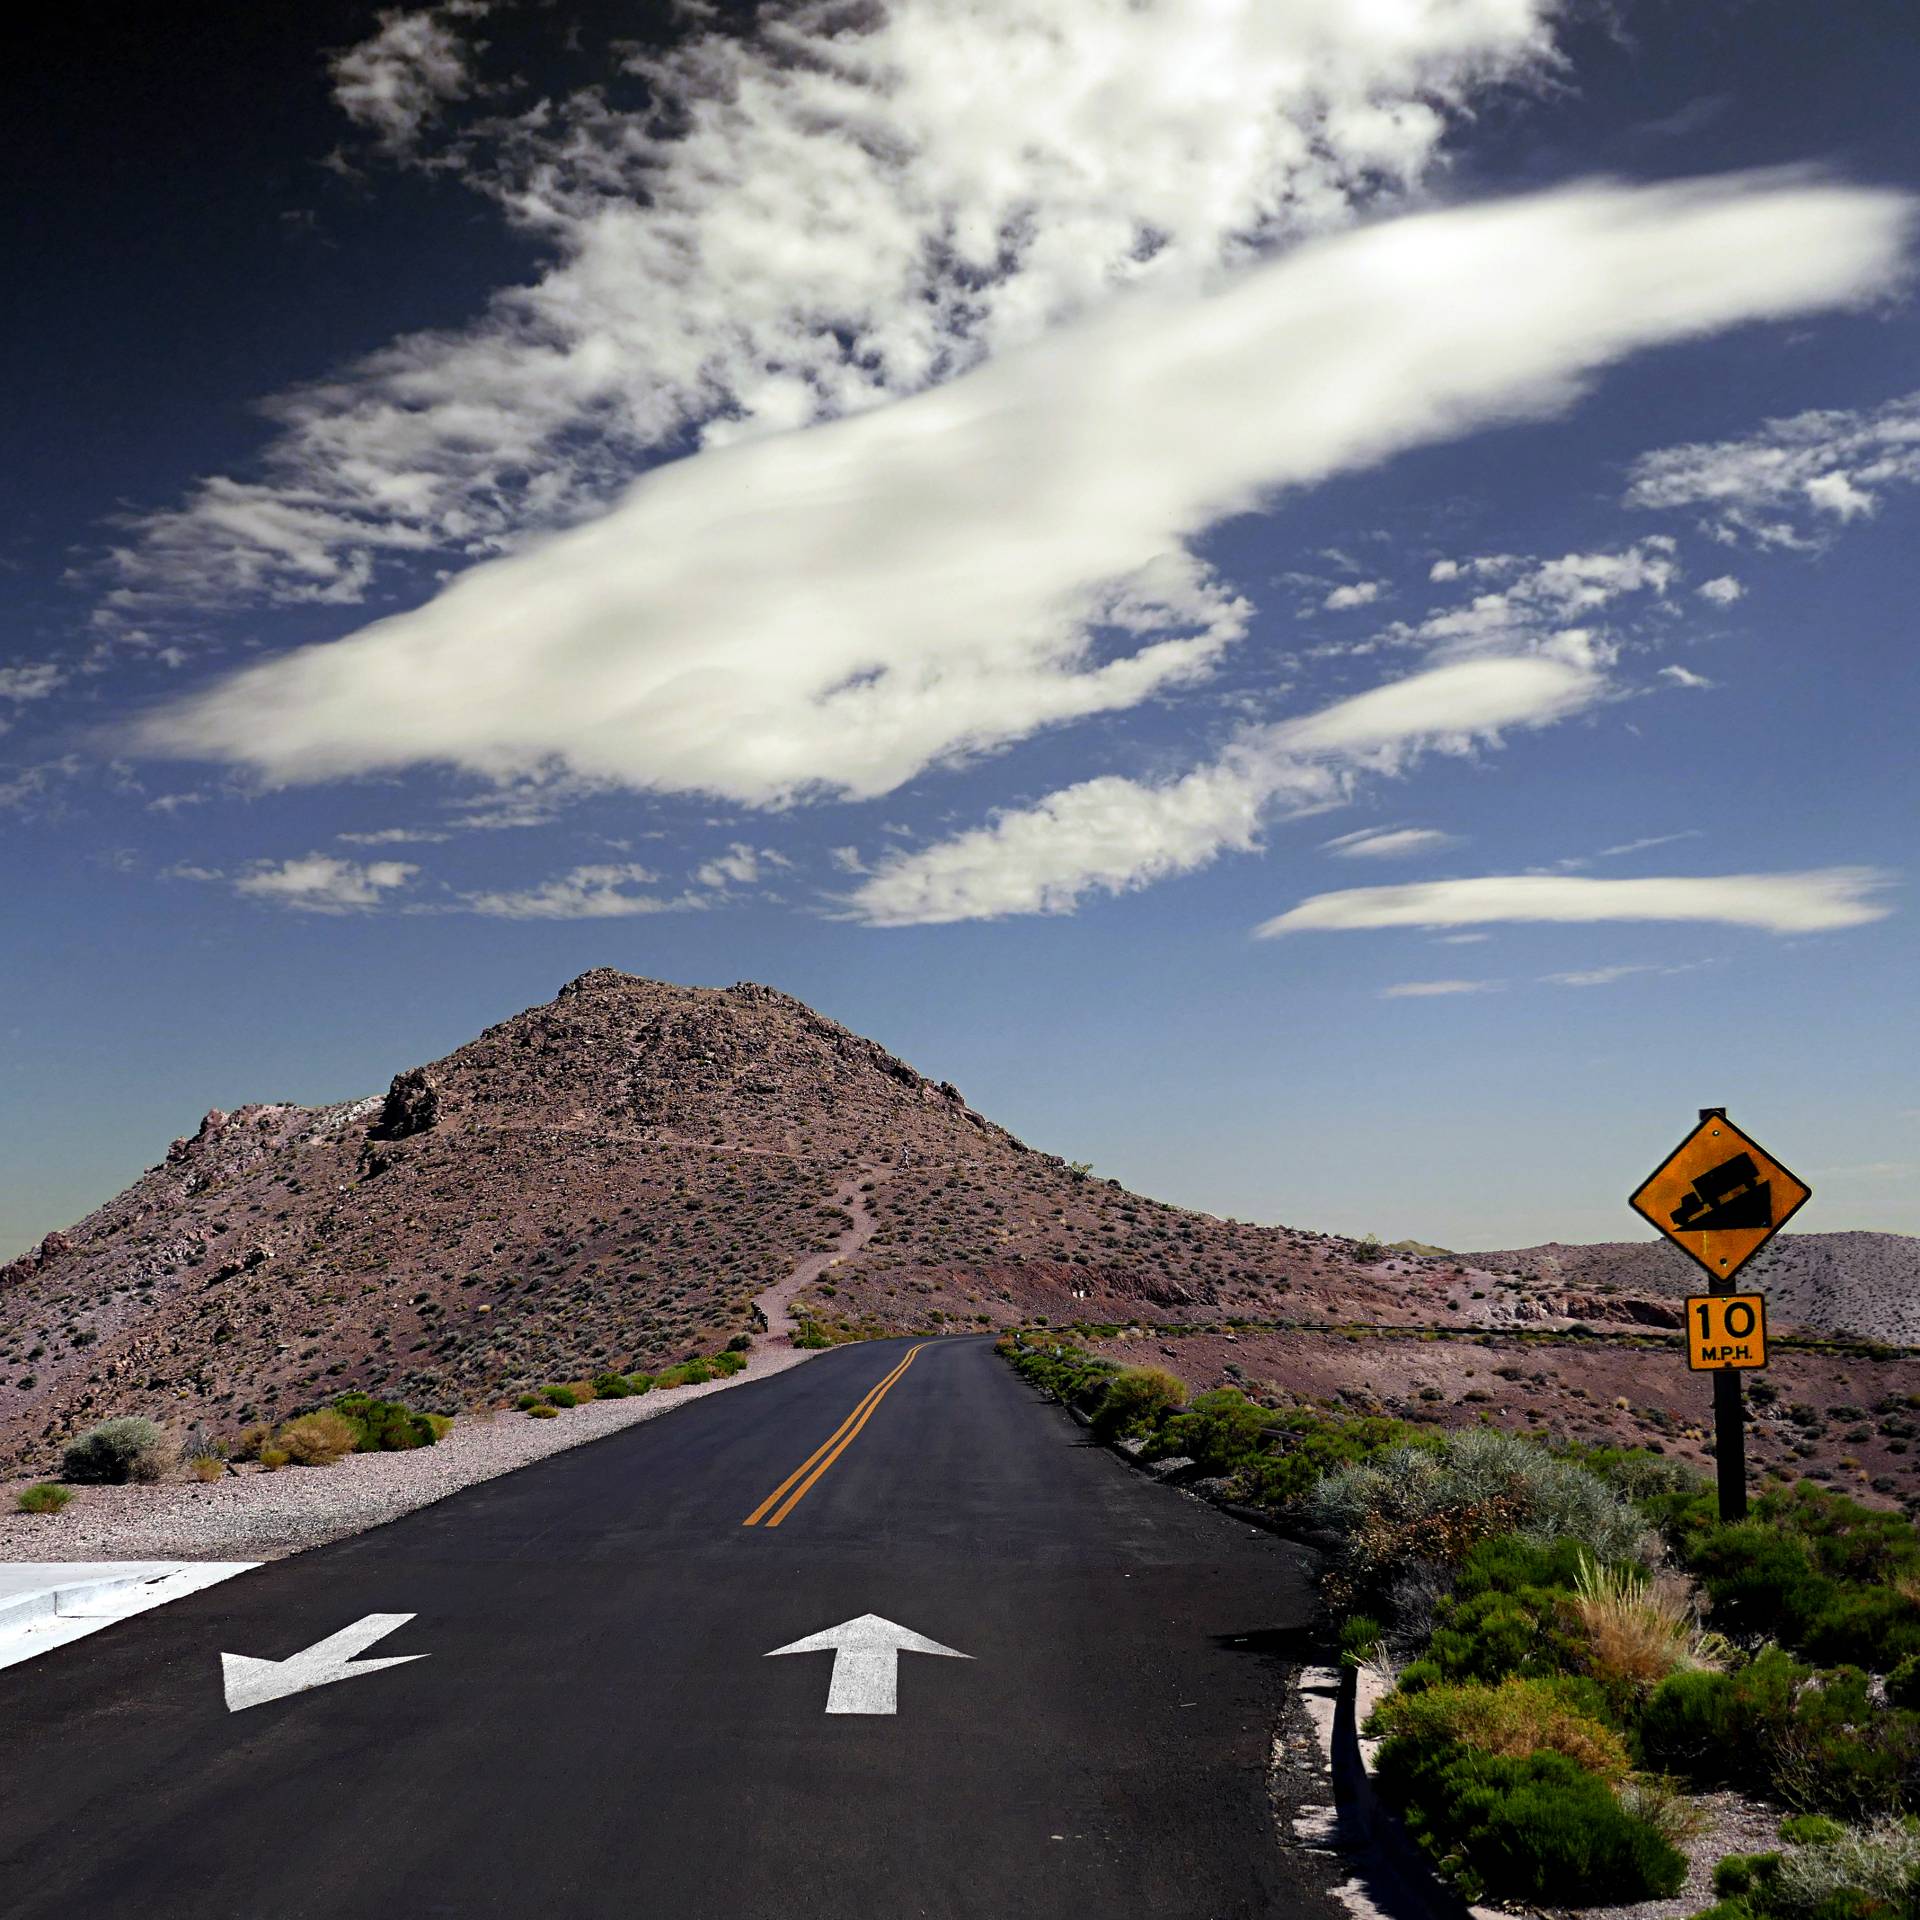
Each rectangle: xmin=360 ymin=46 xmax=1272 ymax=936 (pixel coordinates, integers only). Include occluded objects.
xmin=0 ymin=1561 xmax=258 ymax=1671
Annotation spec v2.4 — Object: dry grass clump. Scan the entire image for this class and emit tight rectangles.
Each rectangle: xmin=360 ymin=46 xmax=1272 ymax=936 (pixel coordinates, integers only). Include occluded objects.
xmin=189 ymin=1456 xmax=224 ymax=1483
xmin=275 ymin=1410 xmax=359 ymax=1466
xmin=1571 ymin=1556 xmax=1727 ymax=1693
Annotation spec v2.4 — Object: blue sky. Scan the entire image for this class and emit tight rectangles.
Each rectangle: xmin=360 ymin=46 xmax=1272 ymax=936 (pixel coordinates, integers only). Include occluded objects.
xmin=5 ymin=0 xmax=1918 ymax=1258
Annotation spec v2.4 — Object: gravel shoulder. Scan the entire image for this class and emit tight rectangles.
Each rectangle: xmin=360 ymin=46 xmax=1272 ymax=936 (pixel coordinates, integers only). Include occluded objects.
xmin=0 ymin=1341 xmax=823 ymax=1564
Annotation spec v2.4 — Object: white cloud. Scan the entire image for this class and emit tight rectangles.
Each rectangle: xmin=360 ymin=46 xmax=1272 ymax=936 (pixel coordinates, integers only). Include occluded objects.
xmin=1322 ymin=825 xmax=1460 ymax=859
xmin=844 ymin=654 xmax=1603 ymax=925
xmin=104 ymin=0 xmax=1566 ymax=616
xmin=1696 ymin=574 xmax=1745 ymax=605
xmin=1658 ymin=663 xmax=1714 ymax=689
xmin=1256 ymin=867 xmax=1895 ymax=938
xmin=1626 ymin=389 xmax=1920 ymax=547
xmin=141 ymin=173 xmax=1914 ymax=808
xmin=1323 ymin=579 xmax=1383 ymax=611
xmin=0 ymin=663 xmax=65 ymax=703
xmin=461 ymin=863 xmax=688 ymax=919
xmin=329 ymin=5 xmax=485 ymax=155
xmin=232 ymin=854 xmax=419 ymax=913
xmin=1380 ymin=978 xmax=1502 ymax=997
xmin=336 ymin=826 xmax=453 ymax=844
xmin=695 ymin=843 xmax=769 ymax=888
xmin=1396 ymin=538 xmax=1681 ymax=661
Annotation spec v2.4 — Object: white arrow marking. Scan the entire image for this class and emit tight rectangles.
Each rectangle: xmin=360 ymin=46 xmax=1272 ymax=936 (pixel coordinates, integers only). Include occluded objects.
xmin=765 ymin=1612 xmax=970 ymax=1715
xmin=221 ymin=1613 xmax=427 ymax=1713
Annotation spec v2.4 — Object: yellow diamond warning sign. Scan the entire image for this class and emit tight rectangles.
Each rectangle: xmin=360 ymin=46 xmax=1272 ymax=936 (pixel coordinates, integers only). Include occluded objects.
xmin=1686 ymin=1292 xmax=1768 ymax=1371
xmin=1629 ymin=1110 xmax=1811 ymax=1284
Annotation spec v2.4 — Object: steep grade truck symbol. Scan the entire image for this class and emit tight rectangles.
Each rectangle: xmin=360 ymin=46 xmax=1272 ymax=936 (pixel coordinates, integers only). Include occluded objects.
xmin=1669 ymin=1151 xmax=1771 ymax=1233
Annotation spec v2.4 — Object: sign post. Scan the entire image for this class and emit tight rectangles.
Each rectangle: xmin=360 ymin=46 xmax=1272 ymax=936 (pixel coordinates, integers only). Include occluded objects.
xmin=1629 ymin=1108 xmax=1810 ymax=1523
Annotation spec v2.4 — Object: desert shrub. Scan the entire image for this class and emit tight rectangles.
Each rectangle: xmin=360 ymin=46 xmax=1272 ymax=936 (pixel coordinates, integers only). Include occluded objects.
xmin=190 ymin=1457 xmax=224 ymax=1483
xmin=541 ymin=1385 xmax=578 ymax=1408
xmin=591 ymin=1373 xmax=632 ymax=1398
xmin=1311 ymin=1428 xmax=1645 ymax=1615
xmin=1410 ymin=1538 xmax=1592 ymax=1688
xmin=526 ymin=1403 xmax=560 ymax=1419
xmin=61 ymin=1416 xmax=174 ymax=1485
xmin=16 ymin=1483 xmax=71 ymax=1513
xmin=258 ymin=1445 xmax=291 ymax=1469
xmin=1710 ymin=1818 xmax=1920 ymax=1920
xmin=276 ymin=1410 xmax=359 ymax=1466
xmin=711 ymin=1350 xmax=747 ymax=1377
xmin=624 ymin=1373 xmax=655 ymax=1394
xmin=1089 ymin=1365 xmax=1186 ymax=1443
xmin=1373 ymin=1678 xmax=1631 ymax=1778
xmin=654 ymin=1360 xmax=717 ymax=1389
xmin=515 ymin=1394 xmax=544 ymax=1411
xmin=1375 ymin=1740 xmax=1686 ymax=1903
xmin=1887 ymin=1656 xmax=1920 ymax=1711
xmin=1775 ymin=1668 xmax=1920 ymax=1820
xmin=1688 ymin=1523 xmax=1920 ymax=1668
xmin=1340 ymin=1614 xmax=1387 ymax=1668
xmin=1638 ymin=1649 xmax=1805 ymax=1789
xmin=231 ymin=1424 xmax=275 ymax=1461
xmin=726 ymin=1334 xmax=753 ymax=1352
xmin=1151 ymin=1387 xmax=1272 ymax=1475
xmin=331 ymin=1393 xmax=443 ymax=1451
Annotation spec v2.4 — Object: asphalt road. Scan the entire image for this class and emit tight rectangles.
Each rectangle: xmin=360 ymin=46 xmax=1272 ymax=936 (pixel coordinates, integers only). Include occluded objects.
xmin=0 ymin=1335 xmax=1338 ymax=1919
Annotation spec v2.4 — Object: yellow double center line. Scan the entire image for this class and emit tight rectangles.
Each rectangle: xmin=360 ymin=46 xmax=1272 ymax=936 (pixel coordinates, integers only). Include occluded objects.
xmin=742 ymin=1344 xmax=925 ymax=1528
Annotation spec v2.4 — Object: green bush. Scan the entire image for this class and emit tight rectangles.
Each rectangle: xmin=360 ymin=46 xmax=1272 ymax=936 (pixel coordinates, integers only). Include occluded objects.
xmin=541 ymin=1385 xmax=578 ymax=1408
xmin=726 ymin=1334 xmax=753 ymax=1352
xmin=590 ymin=1373 xmax=632 ymax=1398
xmin=1411 ymin=1538 xmax=1593 ymax=1690
xmin=711 ymin=1350 xmax=747 ymax=1377
xmin=330 ymin=1393 xmax=443 ymax=1451
xmin=1887 ymin=1655 xmax=1920 ymax=1711
xmin=526 ymin=1403 xmax=560 ymax=1419
xmin=1089 ymin=1365 xmax=1186 ymax=1444
xmin=654 ymin=1360 xmax=716 ymax=1389
xmin=1375 ymin=1740 xmax=1686 ymax=1903
xmin=1340 ymin=1613 xmax=1386 ymax=1668
xmin=61 ymin=1416 xmax=174 ymax=1485
xmin=516 ymin=1393 xmax=544 ymax=1411
xmin=1638 ymin=1648 xmax=1803 ymax=1789
xmin=1372 ymin=1677 xmax=1631 ymax=1778
xmin=623 ymin=1373 xmax=655 ymax=1394
xmin=16 ymin=1482 xmax=72 ymax=1513
xmin=1151 ymin=1387 xmax=1272 ymax=1475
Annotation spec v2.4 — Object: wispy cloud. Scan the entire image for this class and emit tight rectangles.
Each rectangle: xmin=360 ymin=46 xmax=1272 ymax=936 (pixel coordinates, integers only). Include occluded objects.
xmin=101 ymin=0 xmax=1568 ymax=619
xmin=1256 ymin=868 xmax=1896 ymax=938
xmin=1626 ymin=389 xmax=1920 ymax=548
xmin=461 ymin=863 xmax=692 ymax=919
xmin=844 ymin=654 xmax=1603 ymax=925
xmin=1322 ymin=825 xmax=1461 ymax=860
xmin=1379 ymin=978 xmax=1502 ymax=998
xmin=139 ymin=173 xmax=1916 ymax=821
xmin=1540 ymin=960 xmax=1712 ymax=986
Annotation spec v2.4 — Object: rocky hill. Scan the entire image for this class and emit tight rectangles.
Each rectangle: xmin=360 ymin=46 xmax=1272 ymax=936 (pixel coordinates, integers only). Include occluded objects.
xmin=0 ymin=971 xmax=1425 ymax=1472
xmin=2 ymin=970 xmax=1910 ymax=1479
xmin=1468 ymin=1231 xmax=1920 ymax=1345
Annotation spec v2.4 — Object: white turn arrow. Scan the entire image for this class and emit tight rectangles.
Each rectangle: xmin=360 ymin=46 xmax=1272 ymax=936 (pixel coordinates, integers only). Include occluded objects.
xmin=221 ymin=1613 xmax=427 ymax=1713
xmin=765 ymin=1612 xmax=970 ymax=1715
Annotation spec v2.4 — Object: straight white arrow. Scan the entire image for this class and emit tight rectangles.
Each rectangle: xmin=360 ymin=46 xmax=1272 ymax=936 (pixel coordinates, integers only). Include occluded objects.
xmin=766 ymin=1612 xmax=970 ymax=1715
xmin=221 ymin=1613 xmax=427 ymax=1713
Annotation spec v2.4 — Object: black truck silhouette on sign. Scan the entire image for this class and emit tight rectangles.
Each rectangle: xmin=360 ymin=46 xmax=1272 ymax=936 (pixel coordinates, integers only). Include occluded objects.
xmin=1671 ymin=1151 xmax=1772 ymax=1233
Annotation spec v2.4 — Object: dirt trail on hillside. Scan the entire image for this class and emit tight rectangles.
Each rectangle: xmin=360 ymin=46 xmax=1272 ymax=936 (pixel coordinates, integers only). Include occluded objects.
xmin=755 ymin=1173 xmax=889 ymax=1342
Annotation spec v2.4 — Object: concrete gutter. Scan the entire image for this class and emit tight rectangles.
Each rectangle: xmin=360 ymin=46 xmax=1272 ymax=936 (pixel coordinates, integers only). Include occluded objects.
xmin=0 ymin=1561 xmax=258 ymax=1671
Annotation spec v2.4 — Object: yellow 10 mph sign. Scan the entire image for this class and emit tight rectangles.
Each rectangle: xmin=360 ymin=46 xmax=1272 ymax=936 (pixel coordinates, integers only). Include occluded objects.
xmin=1686 ymin=1292 xmax=1767 ymax=1371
